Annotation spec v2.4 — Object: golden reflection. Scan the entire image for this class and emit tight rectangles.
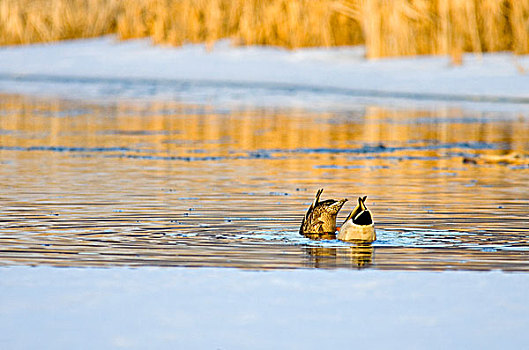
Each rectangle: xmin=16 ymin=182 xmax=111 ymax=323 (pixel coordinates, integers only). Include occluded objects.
xmin=2 ymin=94 xmax=528 ymax=156
xmin=339 ymin=244 xmax=374 ymax=268
xmin=2 ymin=93 xmax=529 ymax=270
xmin=304 ymin=233 xmax=337 ymax=241
xmin=467 ymin=151 xmax=529 ymax=166
xmin=306 ymin=244 xmax=374 ymax=268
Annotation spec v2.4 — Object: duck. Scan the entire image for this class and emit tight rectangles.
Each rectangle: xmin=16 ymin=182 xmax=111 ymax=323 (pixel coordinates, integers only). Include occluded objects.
xmin=337 ymin=196 xmax=376 ymax=242
xmin=299 ymin=188 xmax=347 ymax=239
xmin=463 ymin=151 xmax=529 ymax=166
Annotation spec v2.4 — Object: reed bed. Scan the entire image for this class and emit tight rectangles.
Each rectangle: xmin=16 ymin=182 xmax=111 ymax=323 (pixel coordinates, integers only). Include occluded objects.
xmin=337 ymin=0 xmax=529 ymax=60
xmin=116 ymin=0 xmax=363 ymax=48
xmin=1 ymin=0 xmax=528 ymax=58
xmin=0 ymin=0 xmax=121 ymax=45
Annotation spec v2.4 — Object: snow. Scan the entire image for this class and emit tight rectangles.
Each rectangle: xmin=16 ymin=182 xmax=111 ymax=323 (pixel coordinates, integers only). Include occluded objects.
xmin=2 ymin=38 xmax=529 ymax=349
xmin=1 ymin=266 xmax=528 ymax=349
xmin=0 ymin=37 xmax=528 ymax=111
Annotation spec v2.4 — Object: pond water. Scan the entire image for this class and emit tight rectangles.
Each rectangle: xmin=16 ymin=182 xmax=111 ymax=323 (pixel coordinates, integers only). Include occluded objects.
xmin=1 ymin=93 xmax=528 ymax=270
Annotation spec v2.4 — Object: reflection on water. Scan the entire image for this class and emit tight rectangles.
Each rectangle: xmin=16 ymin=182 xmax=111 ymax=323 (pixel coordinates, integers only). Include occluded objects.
xmin=1 ymin=94 xmax=529 ymax=270
xmin=307 ymin=245 xmax=374 ymax=268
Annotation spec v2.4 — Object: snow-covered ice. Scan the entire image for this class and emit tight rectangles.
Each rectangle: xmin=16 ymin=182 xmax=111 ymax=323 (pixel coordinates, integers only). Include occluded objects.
xmin=0 ymin=37 xmax=528 ymax=111
xmin=1 ymin=266 xmax=528 ymax=349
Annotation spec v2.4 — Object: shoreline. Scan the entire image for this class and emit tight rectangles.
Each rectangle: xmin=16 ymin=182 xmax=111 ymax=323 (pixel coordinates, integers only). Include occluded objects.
xmin=1 ymin=37 xmax=528 ymax=113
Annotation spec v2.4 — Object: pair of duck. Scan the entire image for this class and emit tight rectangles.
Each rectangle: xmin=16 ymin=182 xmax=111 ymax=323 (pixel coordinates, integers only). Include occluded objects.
xmin=299 ymin=189 xmax=376 ymax=242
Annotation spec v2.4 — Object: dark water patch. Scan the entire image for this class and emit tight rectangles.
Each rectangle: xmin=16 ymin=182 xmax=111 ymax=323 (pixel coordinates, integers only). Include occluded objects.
xmin=510 ymin=164 xmax=529 ymax=170
xmin=105 ymin=154 xmax=228 ymax=162
xmin=347 ymin=155 xmax=442 ymax=162
xmin=394 ymin=116 xmax=504 ymax=125
xmin=0 ymin=145 xmax=283 ymax=161
xmin=315 ymin=164 xmax=391 ymax=170
xmin=266 ymin=142 xmax=498 ymax=156
xmin=104 ymin=153 xmax=281 ymax=162
xmin=0 ymin=145 xmax=134 ymax=153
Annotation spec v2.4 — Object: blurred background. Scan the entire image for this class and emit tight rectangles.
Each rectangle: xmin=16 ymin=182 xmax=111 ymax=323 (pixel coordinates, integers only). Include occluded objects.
xmin=1 ymin=0 xmax=528 ymax=63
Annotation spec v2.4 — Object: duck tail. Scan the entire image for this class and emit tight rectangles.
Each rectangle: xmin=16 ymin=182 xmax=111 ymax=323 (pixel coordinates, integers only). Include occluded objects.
xmin=354 ymin=196 xmax=373 ymax=225
xmin=343 ymin=197 xmax=361 ymax=223
xmin=359 ymin=196 xmax=368 ymax=211
xmin=301 ymin=188 xmax=324 ymax=233
xmin=313 ymin=188 xmax=324 ymax=207
xmin=353 ymin=210 xmax=373 ymax=225
xmin=329 ymin=198 xmax=348 ymax=214
xmin=307 ymin=188 xmax=324 ymax=219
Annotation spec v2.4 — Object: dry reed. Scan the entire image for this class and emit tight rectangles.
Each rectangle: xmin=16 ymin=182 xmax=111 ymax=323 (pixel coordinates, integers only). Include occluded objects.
xmin=337 ymin=0 xmax=529 ymax=60
xmin=116 ymin=0 xmax=363 ymax=48
xmin=0 ymin=0 xmax=121 ymax=45
xmin=1 ymin=0 xmax=528 ymax=59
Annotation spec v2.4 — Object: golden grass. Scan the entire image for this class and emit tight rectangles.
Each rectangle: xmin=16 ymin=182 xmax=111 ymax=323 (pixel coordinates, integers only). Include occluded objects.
xmin=0 ymin=0 xmax=120 ymax=45
xmin=116 ymin=0 xmax=363 ymax=48
xmin=1 ymin=0 xmax=528 ymax=59
xmin=337 ymin=0 xmax=529 ymax=60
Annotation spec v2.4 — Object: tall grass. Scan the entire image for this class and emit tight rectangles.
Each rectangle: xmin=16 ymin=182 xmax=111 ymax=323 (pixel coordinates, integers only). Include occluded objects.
xmin=337 ymin=0 xmax=529 ymax=60
xmin=0 ymin=0 xmax=120 ymax=45
xmin=116 ymin=0 xmax=363 ymax=48
xmin=1 ymin=0 xmax=528 ymax=58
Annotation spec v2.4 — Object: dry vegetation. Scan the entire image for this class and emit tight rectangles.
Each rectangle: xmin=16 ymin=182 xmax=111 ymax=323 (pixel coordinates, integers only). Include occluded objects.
xmin=337 ymin=0 xmax=529 ymax=60
xmin=0 ymin=0 xmax=120 ymax=44
xmin=116 ymin=0 xmax=363 ymax=48
xmin=1 ymin=0 xmax=528 ymax=59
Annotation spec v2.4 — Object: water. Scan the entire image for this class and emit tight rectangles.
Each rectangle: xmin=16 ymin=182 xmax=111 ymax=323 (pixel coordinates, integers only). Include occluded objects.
xmin=1 ymin=93 xmax=528 ymax=270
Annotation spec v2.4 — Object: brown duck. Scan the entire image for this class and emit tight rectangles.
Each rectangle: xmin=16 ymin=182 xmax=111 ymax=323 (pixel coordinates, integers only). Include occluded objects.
xmin=299 ymin=188 xmax=347 ymax=239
